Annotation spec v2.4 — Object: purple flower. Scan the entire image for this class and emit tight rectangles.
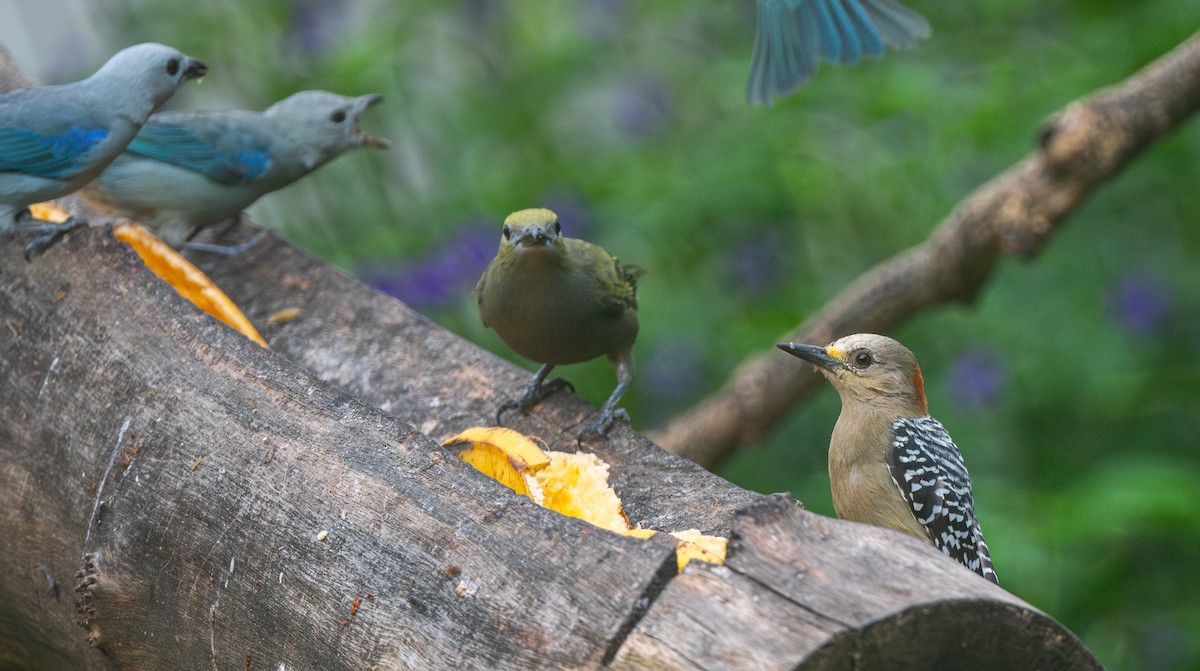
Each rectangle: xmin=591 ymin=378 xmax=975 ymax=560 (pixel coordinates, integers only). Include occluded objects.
xmin=577 ymin=0 xmax=630 ymax=40
xmin=1107 ymin=271 xmax=1172 ymax=337
xmin=613 ymin=75 xmax=674 ymax=140
xmin=640 ymin=338 xmax=705 ymax=406
xmin=946 ymin=347 xmax=1007 ymax=413
xmin=289 ymin=0 xmax=347 ymax=57
xmin=730 ymin=229 xmax=786 ymax=297
xmin=360 ymin=219 xmax=495 ymax=310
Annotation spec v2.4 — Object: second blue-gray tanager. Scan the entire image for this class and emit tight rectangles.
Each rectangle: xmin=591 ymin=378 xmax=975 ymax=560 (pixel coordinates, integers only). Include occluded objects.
xmin=0 ymin=43 xmax=207 ymax=241
xmin=747 ymin=0 xmax=930 ymax=105
xmin=80 ymin=91 xmax=390 ymax=252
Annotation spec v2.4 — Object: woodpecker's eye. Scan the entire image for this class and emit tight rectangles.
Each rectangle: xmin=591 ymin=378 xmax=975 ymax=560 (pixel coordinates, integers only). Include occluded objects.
xmin=502 ymin=225 xmax=512 ymax=241
xmin=166 ymin=59 xmax=180 ymax=76
xmin=330 ymin=110 xmax=347 ymax=123
xmin=851 ymin=349 xmax=874 ymax=368
xmin=550 ymin=220 xmax=560 ymax=235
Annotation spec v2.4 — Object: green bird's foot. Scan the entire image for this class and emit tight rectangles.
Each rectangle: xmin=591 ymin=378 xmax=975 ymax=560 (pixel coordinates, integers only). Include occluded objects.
xmin=576 ymin=407 xmax=630 ymax=443
xmin=496 ymin=375 xmax=574 ymax=424
xmin=181 ymin=229 xmax=269 ymax=257
xmin=20 ymin=216 xmax=86 ymax=261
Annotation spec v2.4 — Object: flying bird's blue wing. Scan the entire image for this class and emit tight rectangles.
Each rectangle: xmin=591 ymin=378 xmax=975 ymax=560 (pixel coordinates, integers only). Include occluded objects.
xmin=747 ymin=0 xmax=930 ymax=105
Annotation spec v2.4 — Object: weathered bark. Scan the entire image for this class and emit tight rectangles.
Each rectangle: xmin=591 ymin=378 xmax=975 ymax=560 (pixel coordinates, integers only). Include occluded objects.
xmin=613 ymin=495 xmax=1099 ymax=671
xmin=0 ymin=228 xmax=1100 ymax=669
xmin=1 ymin=231 xmax=677 ymax=670
xmin=653 ymin=29 xmax=1200 ymax=469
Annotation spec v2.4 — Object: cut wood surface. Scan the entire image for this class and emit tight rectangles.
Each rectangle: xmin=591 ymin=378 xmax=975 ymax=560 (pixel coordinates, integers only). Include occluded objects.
xmin=0 ymin=226 xmax=1101 ymax=669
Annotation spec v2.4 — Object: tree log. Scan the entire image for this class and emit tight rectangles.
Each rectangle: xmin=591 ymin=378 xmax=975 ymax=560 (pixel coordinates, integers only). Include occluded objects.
xmin=613 ymin=495 xmax=1099 ymax=670
xmin=0 ymin=227 xmax=1099 ymax=668
xmin=652 ymin=29 xmax=1200 ymax=469
xmin=1 ymin=231 xmax=678 ymax=670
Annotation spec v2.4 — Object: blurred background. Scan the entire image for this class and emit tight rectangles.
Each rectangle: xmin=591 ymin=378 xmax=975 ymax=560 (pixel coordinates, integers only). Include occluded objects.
xmin=3 ymin=2 xmax=1198 ymax=668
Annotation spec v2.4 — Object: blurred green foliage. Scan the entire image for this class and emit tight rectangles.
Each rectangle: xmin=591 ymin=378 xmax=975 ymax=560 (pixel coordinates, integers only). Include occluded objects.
xmin=86 ymin=1 xmax=1200 ymax=668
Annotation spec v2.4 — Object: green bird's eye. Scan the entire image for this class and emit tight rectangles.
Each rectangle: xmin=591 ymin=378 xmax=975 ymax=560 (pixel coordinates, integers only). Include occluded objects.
xmin=502 ymin=225 xmax=512 ymax=241
xmin=550 ymin=220 xmax=561 ymax=235
xmin=330 ymin=110 xmax=346 ymax=123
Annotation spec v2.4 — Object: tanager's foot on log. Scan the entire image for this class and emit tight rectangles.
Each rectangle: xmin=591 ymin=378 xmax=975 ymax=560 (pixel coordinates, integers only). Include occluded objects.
xmin=21 ymin=216 xmax=85 ymax=260
xmin=576 ymin=406 xmax=630 ymax=444
xmin=496 ymin=363 xmax=574 ymax=424
xmin=181 ymin=229 xmax=269 ymax=257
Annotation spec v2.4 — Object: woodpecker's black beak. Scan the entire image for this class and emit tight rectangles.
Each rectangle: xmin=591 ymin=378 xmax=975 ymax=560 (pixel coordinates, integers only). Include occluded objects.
xmin=777 ymin=342 xmax=842 ymax=372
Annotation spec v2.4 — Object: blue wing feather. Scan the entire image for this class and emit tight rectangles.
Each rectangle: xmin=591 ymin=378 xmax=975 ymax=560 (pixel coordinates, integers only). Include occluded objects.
xmin=747 ymin=0 xmax=930 ymax=105
xmin=811 ymin=0 xmax=844 ymax=62
xmin=842 ymin=0 xmax=887 ymax=59
xmin=126 ymin=119 xmax=271 ymax=185
xmin=0 ymin=126 xmax=109 ymax=178
xmin=861 ymin=0 xmax=930 ymax=48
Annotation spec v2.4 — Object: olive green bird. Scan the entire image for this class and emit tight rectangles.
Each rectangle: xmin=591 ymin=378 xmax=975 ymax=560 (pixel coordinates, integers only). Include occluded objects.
xmin=474 ymin=208 xmax=643 ymax=439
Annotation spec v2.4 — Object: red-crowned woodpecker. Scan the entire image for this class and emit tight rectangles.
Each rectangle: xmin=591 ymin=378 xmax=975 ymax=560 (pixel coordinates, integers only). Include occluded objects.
xmin=778 ymin=333 xmax=998 ymax=584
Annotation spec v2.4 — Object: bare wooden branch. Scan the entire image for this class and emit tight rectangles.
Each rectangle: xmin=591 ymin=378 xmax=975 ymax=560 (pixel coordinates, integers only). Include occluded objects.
xmin=652 ymin=29 xmax=1200 ymax=468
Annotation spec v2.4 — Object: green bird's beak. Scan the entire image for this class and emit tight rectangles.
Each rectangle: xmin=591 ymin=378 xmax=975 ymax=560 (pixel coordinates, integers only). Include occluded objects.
xmin=510 ymin=225 xmax=557 ymax=248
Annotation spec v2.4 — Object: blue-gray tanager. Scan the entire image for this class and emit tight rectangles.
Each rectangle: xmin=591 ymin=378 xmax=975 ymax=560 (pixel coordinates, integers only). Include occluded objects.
xmin=747 ymin=0 xmax=930 ymax=105
xmin=0 ymin=43 xmax=207 ymax=253
xmin=80 ymin=91 xmax=390 ymax=253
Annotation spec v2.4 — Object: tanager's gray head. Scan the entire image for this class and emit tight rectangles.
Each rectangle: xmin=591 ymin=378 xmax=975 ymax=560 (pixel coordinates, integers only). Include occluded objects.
xmin=265 ymin=91 xmax=391 ymax=156
xmin=94 ymin=43 xmax=207 ymax=109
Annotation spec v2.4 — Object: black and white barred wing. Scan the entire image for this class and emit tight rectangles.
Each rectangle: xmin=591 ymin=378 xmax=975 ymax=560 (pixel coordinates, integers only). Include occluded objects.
xmin=887 ymin=416 xmax=999 ymax=585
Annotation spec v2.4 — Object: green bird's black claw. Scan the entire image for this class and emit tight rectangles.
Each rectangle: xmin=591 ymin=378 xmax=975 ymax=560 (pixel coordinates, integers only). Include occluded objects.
xmin=575 ymin=407 xmax=630 ymax=444
xmin=495 ymin=399 xmax=520 ymax=425
xmin=495 ymin=370 xmax=573 ymax=425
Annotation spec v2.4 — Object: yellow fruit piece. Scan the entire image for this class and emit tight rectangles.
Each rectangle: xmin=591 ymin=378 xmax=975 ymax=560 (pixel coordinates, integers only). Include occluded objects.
xmin=443 ymin=427 xmax=551 ymax=502
xmin=670 ymin=529 xmax=728 ymax=570
xmin=113 ymin=223 xmax=267 ymax=348
xmin=535 ymin=451 xmax=632 ymax=534
xmin=267 ymin=307 xmax=302 ymax=324
xmin=444 ymin=426 xmax=727 ymax=570
xmin=28 ymin=202 xmax=71 ymax=223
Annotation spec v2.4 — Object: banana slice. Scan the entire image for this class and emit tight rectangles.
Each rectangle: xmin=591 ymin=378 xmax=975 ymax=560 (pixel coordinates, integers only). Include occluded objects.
xmin=443 ymin=426 xmax=728 ymax=570
xmin=113 ymin=222 xmax=266 ymax=348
